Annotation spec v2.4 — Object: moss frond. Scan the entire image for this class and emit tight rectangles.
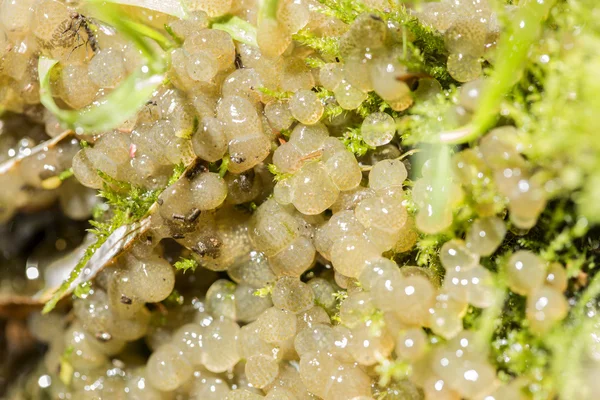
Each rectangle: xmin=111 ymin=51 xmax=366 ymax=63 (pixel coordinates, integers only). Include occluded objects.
xmin=174 ymin=257 xmax=198 ymax=273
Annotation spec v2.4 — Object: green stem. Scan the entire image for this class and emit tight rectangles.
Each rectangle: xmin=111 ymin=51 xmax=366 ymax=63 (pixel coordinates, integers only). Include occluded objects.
xmin=436 ymin=0 xmax=557 ymax=144
xmin=572 ymin=270 xmax=600 ymax=319
xmin=212 ymin=16 xmax=258 ymax=47
xmin=260 ymin=0 xmax=280 ymax=21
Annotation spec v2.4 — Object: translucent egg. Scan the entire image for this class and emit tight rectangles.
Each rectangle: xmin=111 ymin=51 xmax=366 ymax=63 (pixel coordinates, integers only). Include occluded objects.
xmin=320 ymin=63 xmax=344 ymax=91
xmin=348 ymin=323 xmax=395 ymax=365
xmin=217 ymin=95 xmax=262 ymax=137
xmin=464 ymin=265 xmax=497 ymax=308
xmin=184 ymin=28 xmax=235 ymax=70
xmin=107 ymin=271 xmax=145 ymax=319
xmin=331 ymin=234 xmax=380 ymax=278
xmin=334 ymin=79 xmax=368 ymax=110
xmin=146 ymin=343 xmax=193 ymax=391
xmin=428 ymin=291 xmax=467 ymax=339
xmin=291 ymin=161 xmax=340 ymax=215
xmin=370 ymin=57 xmax=411 ymax=102
xmin=440 ymin=239 xmax=480 ymax=273
xmin=0 ymin=0 xmax=36 ymax=33
xmin=368 ymin=159 xmax=408 ymax=190
xmin=246 ymin=354 xmax=280 ymax=388
xmin=202 ymin=317 xmax=241 ymax=372
xmin=271 ymin=276 xmax=315 ymax=314
xmin=361 ymin=112 xmax=396 ymax=147
xmin=324 ymin=150 xmax=362 ymax=191
xmin=288 ymin=123 xmax=329 ymax=156
xmin=189 ymin=172 xmax=228 ymax=210
xmin=444 ymin=19 xmax=487 ymax=56
xmin=127 ymin=255 xmax=175 ymax=303
xmin=396 ymin=328 xmax=428 ymax=361
xmin=186 ymin=0 xmax=232 ymax=17
xmin=88 ymin=48 xmax=127 ymax=88
xmin=294 ymin=324 xmax=335 ymax=357
xmin=526 ymin=286 xmax=568 ymax=334
xmin=289 ymin=90 xmax=324 ymax=125
xmin=72 ymin=149 xmax=103 ymax=189
xmin=545 ymin=262 xmax=568 ymax=292
xmin=235 ymin=284 xmax=273 ymax=323
xmin=308 ymin=278 xmax=337 ymax=312
xmin=228 ymin=133 xmax=272 ymax=174
xmin=60 ymin=63 xmax=99 ymax=109
xmin=265 ymin=101 xmax=294 ymax=131
xmin=31 ymin=0 xmax=69 ymax=42
xmin=205 ymin=279 xmax=237 ymax=319
xmin=422 ymin=376 xmax=461 ymax=400
xmin=354 ymin=195 xmax=408 ymax=234
xmin=269 ymin=236 xmax=316 ymax=277
xmin=447 ymin=53 xmax=482 ymax=82
xmin=225 ymin=389 xmax=266 ymax=399
xmin=394 ymin=276 xmax=437 ymax=325
xmin=465 ymin=216 xmax=506 ymax=256
xmin=186 ymin=49 xmax=218 ymax=82
xmin=273 ymin=179 xmax=295 ymax=205
xmin=257 ymin=19 xmax=291 ymax=58
xmin=256 ymin=307 xmax=297 ymax=343
xmin=506 ymin=250 xmax=546 ymax=296
xmin=171 ymin=323 xmax=206 ymax=365
xmin=191 ymin=376 xmax=232 ymax=399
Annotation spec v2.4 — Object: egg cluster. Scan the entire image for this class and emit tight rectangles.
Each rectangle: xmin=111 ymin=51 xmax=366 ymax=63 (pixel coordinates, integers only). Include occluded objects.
xmin=0 ymin=0 xmax=586 ymax=399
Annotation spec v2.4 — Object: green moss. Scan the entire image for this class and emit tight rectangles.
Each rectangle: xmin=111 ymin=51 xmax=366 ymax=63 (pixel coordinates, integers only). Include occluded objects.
xmin=315 ymin=87 xmax=346 ymax=121
xmin=173 ymin=257 xmax=199 ymax=273
xmin=43 ymin=164 xmax=186 ymax=314
xmin=258 ymin=86 xmax=292 ymax=100
xmin=341 ymin=127 xmax=374 ymax=157
xmin=58 ymin=168 xmax=74 ymax=181
xmin=162 ymin=289 xmax=184 ymax=307
xmin=267 ymin=164 xmax=293 ymax=182
xmin=253 ymin=284 xmax=273 ymax=298
xmin=292 ymin=29 xmax=340 ymax=61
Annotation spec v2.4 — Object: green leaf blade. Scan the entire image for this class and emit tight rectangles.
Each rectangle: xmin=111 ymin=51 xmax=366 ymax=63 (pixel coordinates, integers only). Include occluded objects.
xmin=39 ymin=57 xmax=164 ymax=135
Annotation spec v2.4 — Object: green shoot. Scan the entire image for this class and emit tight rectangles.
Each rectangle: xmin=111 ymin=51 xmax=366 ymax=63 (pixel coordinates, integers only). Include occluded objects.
xmin=73 ymin=281 xmax=92 ymax=299
xmin=279 ymin=128 xmax=291 ymax=138
xmin=316 ymin=87 xmax=345 ymax=121
xmin=267 ymin=164 xmax=293 ymax=182
xmin=43 ymin=165 xmax=186 ymax=314
xmin=313 ymin=0 xmax=376 ymax=25
xmin=375 ymin=358 xmax=412 ymax=387
xmin=401 ymin=88 xmax=459 ymax=144
xmin=305 ymin=56 xmax=327 ymax=69
xmin=162 ymin=289 xmax=184 ymax=307
xmin=259 ymin=0 xmax=280 ymax=22
xmin=164 ymin=24 xmax=184 ymax=46
xmin=59 ymin=345 xmax=74 ymax=386
xmin=167 ymin=162 xmax=187 ymax=186
xmin=258 ymin=86 xmax=292 ymax=100
xmin=212 ymin=16 xmax=258 ymax=47
xmin=174 ymin=257 xmax=199 ymax=273
xmin=355 ymin=92 xmax=393 ymax=119
xmin=292 ymin=29 xmax=340 ymax=60
xmin=39 ymin=57 xmax=164 ymax=135
xmin=38 ymin=1 xmax=176 ymax=135
xmin=58 ymin=168 xmax=74 ymax=181
xmin=254 ymin=284 xmax=273 ymax=297
xmin=438 ymin=0 xmax=558 ymax=143
xmin=218 ymin=156 xmax=230 ymax=178
xmin=331 ymin=289 xmax=348 ymax=324
xmin=102 ymin=0 xmax=188 ymax=19
xmin=341 ymin=127 xmax=374 ymax=157
xmin=88 ymin=1 xmax=171 ymax=62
